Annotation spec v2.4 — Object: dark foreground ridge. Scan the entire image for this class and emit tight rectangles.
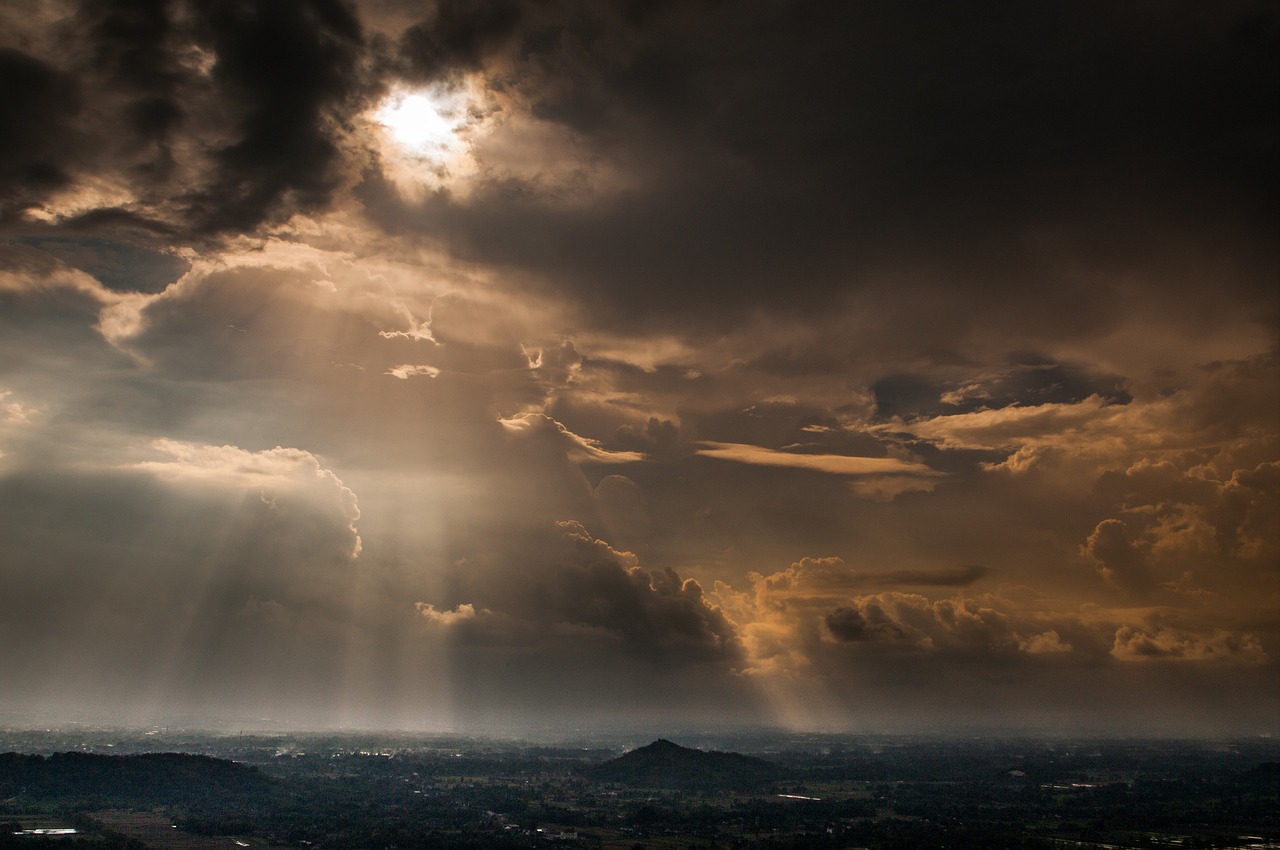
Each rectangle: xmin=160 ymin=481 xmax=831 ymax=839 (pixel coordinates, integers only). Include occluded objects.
xmin=0 ymin=751 xmax=269 ymax=804
xmin=590 ymin=738 xmax=785 ymax=790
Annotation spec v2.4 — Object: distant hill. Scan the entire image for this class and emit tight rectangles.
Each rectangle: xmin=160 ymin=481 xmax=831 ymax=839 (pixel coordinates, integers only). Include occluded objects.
xmin=1241 ymin=762 xmax=1280 ymax=785
xmin=0 ymin=751 xmax=271 ymax=804
xmin=590 ymin=739 xmax=785 ymax=790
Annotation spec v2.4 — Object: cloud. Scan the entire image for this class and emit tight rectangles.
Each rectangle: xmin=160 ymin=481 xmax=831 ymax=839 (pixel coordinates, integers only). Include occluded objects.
xmin=744 ymin=557 xmax=990 ymax=594
xmin=1102 ymin=456 xmax=1280 ymax=568
xmin=1221 ymin=461 xmax=1280 ymax=562
xmin=1019 ymin=630 xmax=1073 ymax=655
xmin=416 ymin=520 xmax=744 ymax=667
xmin=695 ymin=440 xmax=938 ymax=478
xmin=0 ymin=388 xmax=39 ymax=462
xmin=1 ymin=389 xmax=38 ymax=425
xmin=416 ymin=601 xmax=482 ymax=626
xmin=709 ymin=557 xmax=1106 ymax=682
xmin=1076 ymin=433 xmax=1280 ymax=603
xmin=1084 ymin=519 xmax=1155 ymax=594
xmin=895 ymin=352 xmax=1280 ymax=473
xmin=183 ymin=0 xmax=365 ymax=234
xmin=593 ymin=473 xmax=651 ymax=551
xmin=0 ymin=243 xmax=162 ymax=358
xmin=134 ymin=438 xmax=362 ymax=558
xmin=499 ymin=412 xmax=644 ymax=464
xmin=0 ymin=447 xmax=378 ymax=722
xmin=871 ymin=564 xmax=991 ymax=587
xmin=889 ymin=395 xmax=1123 ymax=454
xmin=818 ymin=593 xmax=1030 ymax=657
xmin=823 ymin=606 xmax=907 ymax=644
xmin=1111 ymin=625 xmax=1266 ymax=665
xmin=353 ymin=1 xmax=1278 ymax=344
xmin=0 ymin=47 xmax=81 ymax=218
xmin=2 ymin=0 xmax=369 ymax=237
xmin=396 ymin=0 xmax=526 ymax=81
xmin=377 ymin=301 xmax=436 ymax=341
xmin=710 ymin=553 xmax=1271 ymax=684
xmin=875 ymin=357 xmax=1131 ymax=421
xmin=18 ymin=236 xmax=190 ymax=294
xmin=386 ymin=363 xmax=439 ymax=379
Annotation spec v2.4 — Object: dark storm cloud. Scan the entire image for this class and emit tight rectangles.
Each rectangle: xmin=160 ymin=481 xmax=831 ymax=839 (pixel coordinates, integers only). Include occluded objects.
xmin=9 ymin=0 xmax=1275 ymax=310
xmin=75 ymin=0 xmax=184 ymax=147
xmin=1 ymin=0 xmax=372 ymax=239
xmin=364 ymin=0 xmax=1278 ymax=332
xmin=77 ymin=0 xmax=176 ymax=90
xmin=421 ymin=521 xmax=743 ymax=664
xmin=0 ymin=49 xmax=79 ymax=218
xmin=397 ymin=0 xmax=525 ymax=80
xmin=186 ymin=0 xmax=364 ymax=233
xmin=542 ymin=525 xmax=740 ymax=659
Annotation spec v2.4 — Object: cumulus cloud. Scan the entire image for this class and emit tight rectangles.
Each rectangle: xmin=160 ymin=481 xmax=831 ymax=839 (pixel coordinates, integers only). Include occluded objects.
xmin=1019 ymin=630 xmax=1073 ymax=655
xmin=818 ymin=593 xmax=1034 ymax=657
xmin=134 ymin=438 xmax=362 ymax=558
xmin=1103 ymin=456 xmax=1280 ymax=568
xmin=709 ymin=553 xmax=1272 ymax=692
xmin=1112 ymin=625 xmax=1266 ymax=665
xmin=413 ymin=520 xmax=744 ymax=676
xmin=416 ymin=601 xmax=482 ymax=626
xmin=0 ymin=446 xmax=379 ymax=723
xmin=1084 ymin=519 xmax=1155 ymax=594
xmin=711 ymin=558 xmax=1093 ymax=680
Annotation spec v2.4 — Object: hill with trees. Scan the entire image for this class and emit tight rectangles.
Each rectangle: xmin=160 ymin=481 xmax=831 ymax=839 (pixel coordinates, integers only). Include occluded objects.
xmin=0 ymin=751 xmax=270 ymax=805
xmin=590 ymin=739 xmax=785 ymax=790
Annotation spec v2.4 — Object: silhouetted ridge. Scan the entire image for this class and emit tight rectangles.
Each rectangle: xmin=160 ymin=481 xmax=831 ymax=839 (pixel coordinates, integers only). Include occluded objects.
xmin=0 ymin=751 xmax=270 ymax=804
xmin=1242 ymin=762 xmax=1280 ymax=785
xmin=590 ymin=739 xmax=784 ymax=790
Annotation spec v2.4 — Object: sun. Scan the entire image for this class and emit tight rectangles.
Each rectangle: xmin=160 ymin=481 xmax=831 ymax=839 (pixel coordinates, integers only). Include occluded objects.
xmin=370 ymin=86 xmax=483 ymax=196
xmin=377 ymin=92 xmax=457 ymax=152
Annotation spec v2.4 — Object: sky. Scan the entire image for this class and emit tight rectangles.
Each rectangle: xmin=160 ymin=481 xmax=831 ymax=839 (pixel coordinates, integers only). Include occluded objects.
xmin=0 ymin=0 xmax=1277 ymax=737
